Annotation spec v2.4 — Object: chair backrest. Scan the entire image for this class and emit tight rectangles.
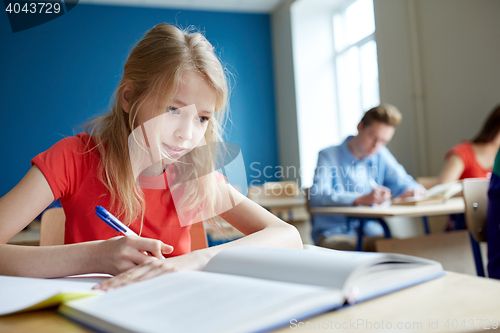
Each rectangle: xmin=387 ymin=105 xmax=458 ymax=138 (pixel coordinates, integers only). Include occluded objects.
xmin=40 ymin=207 xmax=65 ymax=246
xmin=40 ymin=207 xmax=208 ymax=250
xmin=462 ymin=178 xmax=489 ymax=243
xmin=189 ymin=222 xmax=208 ymax=251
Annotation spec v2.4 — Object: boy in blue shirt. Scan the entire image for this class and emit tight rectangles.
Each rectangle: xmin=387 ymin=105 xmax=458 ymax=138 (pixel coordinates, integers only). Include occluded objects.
xmin=310 ymin=104 xmax=425 ymax=250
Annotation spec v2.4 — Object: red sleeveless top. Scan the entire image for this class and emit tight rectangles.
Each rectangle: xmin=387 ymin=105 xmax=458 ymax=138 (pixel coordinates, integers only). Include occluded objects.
xmin=446 ymin=142 xmax=492 ymax=180
xmin=31 ymin=133 xmax=191 ymax=256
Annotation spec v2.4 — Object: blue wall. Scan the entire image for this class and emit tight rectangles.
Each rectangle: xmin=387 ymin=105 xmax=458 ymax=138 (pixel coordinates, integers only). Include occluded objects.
xmin=0 ymin=4 xmax=278 ymax=197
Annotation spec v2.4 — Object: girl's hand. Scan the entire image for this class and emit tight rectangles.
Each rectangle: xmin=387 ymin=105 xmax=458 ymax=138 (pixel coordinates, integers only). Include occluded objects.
xmin=94 ymin=250 xmax=208 ymax=291
xmin=95 ymin=236 xmax=174 ymax=276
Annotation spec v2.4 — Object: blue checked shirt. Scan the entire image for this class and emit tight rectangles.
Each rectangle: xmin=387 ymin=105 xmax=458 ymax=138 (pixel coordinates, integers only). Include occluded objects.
xmin=310 ymin=136 xmax=419 ymax=243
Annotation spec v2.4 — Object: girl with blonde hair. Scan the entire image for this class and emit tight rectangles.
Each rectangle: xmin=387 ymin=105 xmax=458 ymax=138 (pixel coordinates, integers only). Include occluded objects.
xmin=0 ymin=23 xmax=302 ymax=289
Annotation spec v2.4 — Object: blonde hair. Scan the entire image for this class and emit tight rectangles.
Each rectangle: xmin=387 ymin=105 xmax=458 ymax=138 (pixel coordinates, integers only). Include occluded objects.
xmin=84 ymin=23 xmax=228 ymax=228
xmin=360 ymin=104 xmax=402 ymax=127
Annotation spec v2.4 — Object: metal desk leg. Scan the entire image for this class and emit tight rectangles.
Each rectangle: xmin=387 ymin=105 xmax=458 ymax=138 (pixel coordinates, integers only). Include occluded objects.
xmin=376 ymin=218 xmax=392 ymax=239
xmin=357 ymin=218 xmax=391 ymax=251
xmin=421 ymin=216 xmax=430 ymax=235
xmin=469 ymin=233 xmax=485 ymax=277
xmin=356 ymin=219 xmax=365 ymax=251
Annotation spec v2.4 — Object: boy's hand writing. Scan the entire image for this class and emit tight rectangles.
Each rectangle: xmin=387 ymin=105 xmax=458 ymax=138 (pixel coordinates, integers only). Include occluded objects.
xmin=353 ymin=186 xmax=391 ymax=206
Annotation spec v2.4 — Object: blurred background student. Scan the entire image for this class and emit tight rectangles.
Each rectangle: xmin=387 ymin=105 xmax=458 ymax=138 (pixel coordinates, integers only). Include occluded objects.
xmin=439 ymin=104 xmax=500 ymax=183
xmin=438 ymin=104 xmax=500 ymax=230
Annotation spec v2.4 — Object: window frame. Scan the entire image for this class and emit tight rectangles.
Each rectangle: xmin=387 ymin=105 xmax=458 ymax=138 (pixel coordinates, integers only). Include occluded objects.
xmin=332 ymin=0 xmax=379 ymax=139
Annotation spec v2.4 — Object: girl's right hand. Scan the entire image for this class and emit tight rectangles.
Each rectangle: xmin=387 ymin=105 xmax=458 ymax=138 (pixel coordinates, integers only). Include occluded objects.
xmin=95 ymin=236 xmax=174 ymax=275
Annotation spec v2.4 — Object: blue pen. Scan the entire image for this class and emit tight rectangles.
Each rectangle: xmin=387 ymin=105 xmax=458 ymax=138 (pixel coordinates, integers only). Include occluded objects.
xmin=96 ymin=211 xmax=122 ymax=233
xmin=95 ymin=206 xmax=138 ymax=236
xmin=95 ymin=206 xmax=164 ymax=258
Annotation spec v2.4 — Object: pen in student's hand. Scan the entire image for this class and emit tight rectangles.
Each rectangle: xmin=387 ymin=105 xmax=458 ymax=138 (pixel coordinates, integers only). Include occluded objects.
xmin=95 ymin=206 xmax=138 ymax=236
xmin=95 ymin=206 xmax=164 ymax=258
xmin=368 ymin=178 xmax=379 ymax=190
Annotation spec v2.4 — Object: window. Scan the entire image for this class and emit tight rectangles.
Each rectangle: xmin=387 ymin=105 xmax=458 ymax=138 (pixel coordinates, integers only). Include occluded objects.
xmin=333 ymin=0 xmax=379 ymax=139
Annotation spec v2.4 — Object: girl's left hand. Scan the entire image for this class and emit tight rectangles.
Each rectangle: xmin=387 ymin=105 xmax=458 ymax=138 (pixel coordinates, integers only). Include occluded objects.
xmin=94 ymin=250 xmax=209 ymax=291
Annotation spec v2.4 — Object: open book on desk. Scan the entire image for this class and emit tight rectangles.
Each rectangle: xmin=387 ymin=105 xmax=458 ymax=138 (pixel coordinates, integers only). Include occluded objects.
xmin=57 ymin=246 xmax=444 ymax=333
xmin=392 ymin=180 xmax=463 ymax=206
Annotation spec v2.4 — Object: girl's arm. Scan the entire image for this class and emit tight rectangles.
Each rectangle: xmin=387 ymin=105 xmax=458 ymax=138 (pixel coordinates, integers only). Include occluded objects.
xmin=0 ymin=166 xmax=171 ymax=278
xmin=438 ymin=154 xmax=464 ymax=184
xmin=97 ymin=185 xmax=303 ymax=290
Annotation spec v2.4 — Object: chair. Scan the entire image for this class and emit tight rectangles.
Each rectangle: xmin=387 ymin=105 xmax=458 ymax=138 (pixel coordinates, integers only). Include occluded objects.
xmin=39 ymin=207 xmax=208 ymax=250
xmin=305 ymin=188 xmax=391 ymax=251
xmin=462 ymin=178 xmax=489 ymax=276
xmin=189 ymin=222 xmax=208 ymax=251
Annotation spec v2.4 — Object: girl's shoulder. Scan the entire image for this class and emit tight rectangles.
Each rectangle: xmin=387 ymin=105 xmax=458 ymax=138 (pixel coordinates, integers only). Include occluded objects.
xmin=31 ymin=133 xmax=101 ymax=201
xmin=64 ymin=133 xmax=96 ymax=151
xmin=446 ymin=141 xmax=473 ymax=160
xmin=32 ymin=133 xmax=100 ymax=172
xmin=49 ymin=133 xmax=99 ymax=158
xmin=453 ymin=141 xmax=473 ymax=151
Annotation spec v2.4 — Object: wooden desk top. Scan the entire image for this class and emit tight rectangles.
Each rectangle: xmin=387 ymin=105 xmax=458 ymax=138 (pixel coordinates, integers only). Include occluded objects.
xmin=0 ymin=309 xmax=91 ymax=333
xmin=1 ymin=272 xmax=498 ymax=333
xmin=275 ymin=272 xmax=500 ymax=333
xmin=310 ymin=197 xmax=465 ymax=218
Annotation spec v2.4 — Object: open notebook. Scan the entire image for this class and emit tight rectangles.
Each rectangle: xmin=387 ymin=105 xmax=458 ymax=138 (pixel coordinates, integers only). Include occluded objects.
xmin=0 ymin=274 xmax=109 ymax=316
xmin=1 ymin=247 xmax=444 ymax=332
xmin=392 ymin=181 xmax=463 ymax=206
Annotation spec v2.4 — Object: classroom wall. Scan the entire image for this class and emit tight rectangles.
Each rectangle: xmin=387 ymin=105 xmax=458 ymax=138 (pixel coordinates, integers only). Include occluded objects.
xmin=270 ymin=0 xmax=301 ymax=185
xmin=0 ymin=4 xmax=279 ymax=197
xmin=375 ymin=0 xmax=500 ymax=177
xmin=291 ymin=0 xmax=341 ymax=188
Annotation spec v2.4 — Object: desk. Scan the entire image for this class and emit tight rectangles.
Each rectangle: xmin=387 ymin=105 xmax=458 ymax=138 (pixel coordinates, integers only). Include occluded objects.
xmin=1 ymin=272 xmax=498 ymax=333
xmin=312 ymin=197 xmax=464 ymax=240
xmin=275 ymin=272 xmax=500 ymax=333
xmin=310 ymin=197 xmax=482 ymax=273
xmin=310 ymin=197 xmax=465 ymax=252
xmin=310 ymin=197 xmax=464 ymax=218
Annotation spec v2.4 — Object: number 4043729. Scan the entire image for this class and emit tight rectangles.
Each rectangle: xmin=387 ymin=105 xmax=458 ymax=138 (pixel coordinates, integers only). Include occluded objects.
xmin=5 ymin=2 xmax=61 ymax=14
xmin=444 ymin=319 xmax=499 ymax=330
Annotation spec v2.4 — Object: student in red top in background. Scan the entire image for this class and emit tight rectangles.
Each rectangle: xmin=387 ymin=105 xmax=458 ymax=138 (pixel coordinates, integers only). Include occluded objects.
xmin=439 ymin=104 xmax=500 ymax=183
xmin=438 ymin=104 xmax=500 ymax=230
xmin=0 ymin=24 xmax=302 ymax=290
